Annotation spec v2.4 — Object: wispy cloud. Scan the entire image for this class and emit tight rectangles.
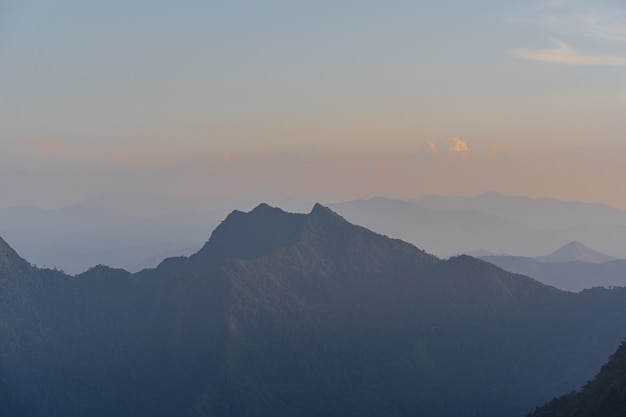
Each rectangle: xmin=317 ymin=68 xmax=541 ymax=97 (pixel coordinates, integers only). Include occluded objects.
xmin=537 ymin=10 xmax=626 ymax=44
xmin=580 ymin=13 xmax=626 ymax=44
xmin=511 ymin=40 xmax=626 ymax=66
xmin=510 ymin=2 xmax=626 ymax=66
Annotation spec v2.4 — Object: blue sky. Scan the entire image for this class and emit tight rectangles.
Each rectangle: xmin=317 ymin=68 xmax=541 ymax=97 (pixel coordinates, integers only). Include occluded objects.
xmin=1 ymin=0 xmax=625 ymax=208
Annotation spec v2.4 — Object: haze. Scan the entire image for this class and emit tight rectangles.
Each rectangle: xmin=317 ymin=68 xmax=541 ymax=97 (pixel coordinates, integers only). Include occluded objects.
xmin=1 ymin=0 xmax=625 ymax=209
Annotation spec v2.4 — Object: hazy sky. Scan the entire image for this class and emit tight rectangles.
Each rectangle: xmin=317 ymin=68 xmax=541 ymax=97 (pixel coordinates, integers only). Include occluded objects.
xmin=1 ymin=0 xmax=625 ymax=208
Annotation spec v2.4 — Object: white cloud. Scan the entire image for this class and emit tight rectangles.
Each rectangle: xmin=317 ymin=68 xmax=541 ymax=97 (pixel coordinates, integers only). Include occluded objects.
xmin=509 ymin=2 xmax=626 ymax=66
xmin=536 ymin=10 xmax=626 ymax=44
xmin=421 ymin=138 xmax=470 ymax=155
xmin=511 ymin=40 xmax=626 ymax=66
xmin=581 ymin=12 xmax=626 ymax=44
xmin=448 ymin=137 xmax=469 ymax=153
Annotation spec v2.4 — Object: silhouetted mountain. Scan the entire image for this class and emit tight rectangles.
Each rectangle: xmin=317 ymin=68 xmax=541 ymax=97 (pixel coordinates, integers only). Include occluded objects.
xmin=538 ymin=241 xmax=616 ymax=264
xmin=3 ymin=205 xmax=626 ymax=417
xmin=528 ymin=338 xmax=626 ymax=417
xmin=5 ymin=192 xmax=626 ymax=273
xmin=193 ymin=203 xmax=309 ymax=261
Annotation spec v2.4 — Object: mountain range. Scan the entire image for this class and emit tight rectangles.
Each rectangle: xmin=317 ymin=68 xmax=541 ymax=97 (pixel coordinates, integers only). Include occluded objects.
xmin=481 ymin=242 xmax=626 ymax=292
xmin=414 ymin=191 xmax=626 ymax=229
xmin=329 ymin=195 xmax=626 ymax=261
xmin=0 ymin=193 xmax=313 ymax=274
xmin=3 ymin=191 xmax=626 ymax=279
xmin=2 ymin=204 xmax=626 ymax=416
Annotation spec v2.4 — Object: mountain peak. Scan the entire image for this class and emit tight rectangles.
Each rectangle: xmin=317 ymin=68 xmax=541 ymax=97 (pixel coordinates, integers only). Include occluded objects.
xmin=0 ymin=236 xmax=30 ymax=270
xmin=189 ymin=203 xmax=361 ymax=264
xmin=538 ymin=241 xmax=615 ymax=264
xmin=311 ymin=202 xmax=338 ymax=217
xmin=193 ymin=204 xmax=307 ymax=262
xmin=309 ymin=203 xmax=354 ymax=229
xmin=249 ymin=202 xmax=274 ymax=213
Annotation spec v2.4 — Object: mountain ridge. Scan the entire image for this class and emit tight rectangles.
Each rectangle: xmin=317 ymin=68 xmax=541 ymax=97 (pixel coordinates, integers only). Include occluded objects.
xmin=480 ymin=241 xmax=626 ymax=292
xmin=2 ymin=203 xmax=626 ymax=416
xmin=5 ymin=191 xmax=626 ymax=273
xmin=414 ymin=191 xmax=626 ymax=229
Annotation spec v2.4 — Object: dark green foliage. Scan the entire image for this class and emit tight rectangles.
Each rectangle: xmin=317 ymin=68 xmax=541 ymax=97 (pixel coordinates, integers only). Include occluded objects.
xmin=2 ymin=204 xmax=626 ymax=417
xmin=528 ymin=338 xmax=626 ymax=417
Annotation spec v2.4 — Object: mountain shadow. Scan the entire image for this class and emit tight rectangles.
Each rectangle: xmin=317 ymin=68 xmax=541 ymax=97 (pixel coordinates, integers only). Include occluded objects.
xmin=2 ymin=204 xmax=626 ymax=417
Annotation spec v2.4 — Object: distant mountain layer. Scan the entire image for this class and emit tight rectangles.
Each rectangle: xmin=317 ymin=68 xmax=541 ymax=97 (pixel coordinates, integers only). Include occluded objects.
xmin=481 ymin=242 xmax=625 ymax=292
xmin=0 ymin=193 xmax=314 ymax=274
xmin=330 ymin=197 xmax=626 ymax=261
xmin=480 ymin=256 xmax=626 ymax=293
xmin=330 ymin=197 xmax=555 ymax=257
xmin=538 ymin=241 xmax=616 ymax=264
xmin=414 ymin=191 xmax=626 ymax=229
xmin=528 ymin=339 xmax=626 ymax=417
xmin=0 ymin=201 xmax=221 ymax=273
xmin=2 ymin=204 xmax=626 ymax=416
xmin=4 ymin=191 xmax=626 ymax=274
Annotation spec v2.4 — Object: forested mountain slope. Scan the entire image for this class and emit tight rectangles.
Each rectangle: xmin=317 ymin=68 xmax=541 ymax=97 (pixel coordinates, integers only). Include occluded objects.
xmin=2 ymin=204 xmax=626 ymax=417
xmin=528 ymin=338 xmax=626 ymax=417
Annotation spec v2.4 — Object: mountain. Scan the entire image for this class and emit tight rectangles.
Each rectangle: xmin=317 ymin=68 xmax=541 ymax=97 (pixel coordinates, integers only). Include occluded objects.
xmin=3 ymin=204 xmax=626 ymax=416
xmin=480 ymin=243 xmax=625 ymax=292
xmin=527 ymin=338 xmax=626 ymax=417
xmin=330 ymin=196 xmax=626 ymax=260
xmin=0 ymin=192 xmax=240 ymax=274
xmin=538 ymin=241 xmax=616 ymax=264
xmin=479 ymin=256 xmax=626 ymax=293
xmin=329 ymin=197 xmax=560 ymax=257
xmin=0 ymin=193 xmax=314 ymax=274
xmin=414 ymin=191 xmax=626 ymax=230
xmin=5 ymin=192 xmax=626 ymax=274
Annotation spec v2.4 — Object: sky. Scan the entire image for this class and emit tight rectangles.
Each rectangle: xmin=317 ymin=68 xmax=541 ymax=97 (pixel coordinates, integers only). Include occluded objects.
xmin=1 ymin=0 xmax=625 ymax=209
